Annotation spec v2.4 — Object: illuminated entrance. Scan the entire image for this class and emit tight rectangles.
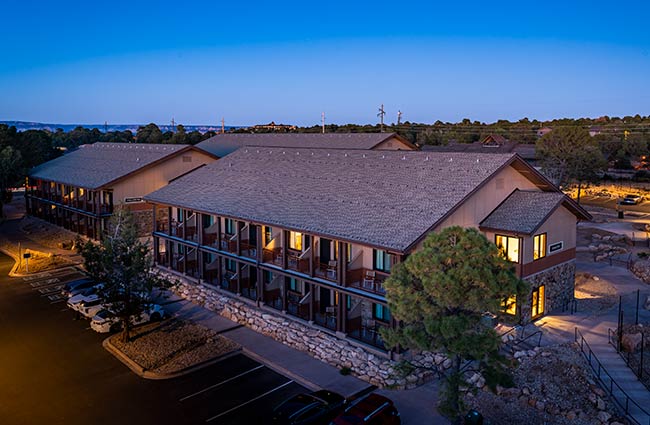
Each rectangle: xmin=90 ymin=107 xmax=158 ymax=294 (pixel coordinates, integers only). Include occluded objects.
xmin=531 ymin=285 xmax=545 ymax=319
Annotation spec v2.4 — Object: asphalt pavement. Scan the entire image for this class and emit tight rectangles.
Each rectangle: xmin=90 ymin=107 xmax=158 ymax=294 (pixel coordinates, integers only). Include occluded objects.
xmin=0 ymin=253 xmax=307 ymax=425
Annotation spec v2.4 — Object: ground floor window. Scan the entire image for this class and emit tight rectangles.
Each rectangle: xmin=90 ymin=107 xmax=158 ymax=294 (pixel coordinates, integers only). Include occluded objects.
xmin=373 ymin=303 xmax=391 ymax=322
xmin=501 ymin=295 xmax=517 ymax=315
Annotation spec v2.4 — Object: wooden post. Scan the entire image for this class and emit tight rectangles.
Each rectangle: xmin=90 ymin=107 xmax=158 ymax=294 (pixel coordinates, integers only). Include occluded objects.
xmin=256 ymin=266 xmax=263 ymax=305
xmin=236 ymin=221 xmax=241 ymax=255
xmin=281 ymin=230 xmax=288 ymax=269
xmin=309 ymin=236 xmax=315 ymax=277
xmin=256 ymin=226 xmax=263 ymax=263
xmin=309 ymin=283 xmax=315 ymax=323
xmin=340 ymin=242 xmax=348 ymax=287
xmin=236 ymin=261 xmax=241 ymax=294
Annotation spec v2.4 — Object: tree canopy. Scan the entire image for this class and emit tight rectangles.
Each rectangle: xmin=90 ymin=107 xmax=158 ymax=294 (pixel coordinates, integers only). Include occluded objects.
xmin=382 ymin=226 xmax=528 ymax=424
xmin=536 ymin=126 xmax=607 ymax=194
xmin=78 ymin=207 xmax=173 ymax=342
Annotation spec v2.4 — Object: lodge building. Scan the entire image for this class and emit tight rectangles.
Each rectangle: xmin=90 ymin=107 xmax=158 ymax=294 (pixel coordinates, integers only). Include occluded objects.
xmin=25 ymin=143 xmax=217 ymax=238
xmin=144 ymin=148 xmax=590 ymax=353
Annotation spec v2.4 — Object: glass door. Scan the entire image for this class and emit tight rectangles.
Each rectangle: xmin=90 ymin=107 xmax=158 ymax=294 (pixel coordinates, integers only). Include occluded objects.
xmin=531 ymin=285 xmax=545 ymax=319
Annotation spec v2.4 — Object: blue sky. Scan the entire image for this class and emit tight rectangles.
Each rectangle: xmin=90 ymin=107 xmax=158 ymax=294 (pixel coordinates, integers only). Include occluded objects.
xmin=1 ymin=0 xmax=649 ymax=126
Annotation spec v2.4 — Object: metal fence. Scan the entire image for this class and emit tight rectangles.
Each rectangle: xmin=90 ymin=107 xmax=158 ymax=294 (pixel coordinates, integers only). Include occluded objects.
xmin=575 ymin=327 xmax=650 ymax=425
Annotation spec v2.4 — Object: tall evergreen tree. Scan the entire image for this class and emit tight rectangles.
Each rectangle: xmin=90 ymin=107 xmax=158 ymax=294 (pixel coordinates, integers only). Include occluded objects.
xmin=382 ymin=226 xmax=528 ymax=424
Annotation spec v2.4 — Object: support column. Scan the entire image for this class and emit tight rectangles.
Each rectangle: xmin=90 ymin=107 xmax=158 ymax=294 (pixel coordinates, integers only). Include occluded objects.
xmin=256 ymin=267 xmax=263 ymax=306
xmin=282 ymin=277 xmax=287 ymax=312
xmin=281 ymin=230 xmax=287 ymax=269
xmin=216 ymin=256 xmax=223 ymax=287
xmin=256 ymin=225 xmax=263 ymax=263
xmin=309 ymin=283 xmax=315 ymax=323
xmin=236 ymin=221 xmax=241 ymax=255
xmin=236 ymin=261 xmax=241 ymax=294
xmin=309 ymin=236 xmax=315 ymax=277
xmin=217 ymin=217 xmax=222 ymax=250
xmin=338 ymin=290 xmax=346 ymax=334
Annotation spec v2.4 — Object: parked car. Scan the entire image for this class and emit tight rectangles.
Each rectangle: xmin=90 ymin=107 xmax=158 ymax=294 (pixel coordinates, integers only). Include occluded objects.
xmin=78 ymin=299 xmax=112 ymax=319
xmin=272 ymin=390 xmax=346 ymax=424
xmin=621 ymin=194 xmax=643 ymax=205
xmin=67 ymin=285 xmax=104 ymax=312
xmin=61 ymin=278 xmax=95 ymax=298
xmin=89 ymin=304 xmax=166 ymax=333
xmin=330 ymin=393 xmax=400 ymax=425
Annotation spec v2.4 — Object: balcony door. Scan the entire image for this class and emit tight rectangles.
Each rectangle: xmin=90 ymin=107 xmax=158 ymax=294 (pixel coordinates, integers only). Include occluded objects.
xmin=320 ymin=238 xmax=332 ymax=262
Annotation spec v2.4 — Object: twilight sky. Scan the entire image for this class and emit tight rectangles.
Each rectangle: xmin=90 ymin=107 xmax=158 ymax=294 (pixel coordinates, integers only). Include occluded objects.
xmin=1 ymin=0 xmax=649 ymax=126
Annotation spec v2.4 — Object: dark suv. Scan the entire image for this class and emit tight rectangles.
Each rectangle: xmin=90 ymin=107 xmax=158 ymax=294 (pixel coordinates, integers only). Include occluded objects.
xmin=330 ymin=393 xmax=400 ymax=425
xmin=272 ymin=390 xmax=346 ymax=425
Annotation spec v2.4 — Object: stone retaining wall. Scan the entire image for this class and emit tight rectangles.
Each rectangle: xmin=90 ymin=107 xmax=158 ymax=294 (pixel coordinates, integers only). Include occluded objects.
xmin=157 ymin=269 xmax=451 ymax=388
xmin=522 ymin=260 xmax=576 ymax=322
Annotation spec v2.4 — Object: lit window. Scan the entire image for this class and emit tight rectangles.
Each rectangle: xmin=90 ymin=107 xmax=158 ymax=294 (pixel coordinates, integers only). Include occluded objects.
xmin=496 ymin=235 xmax=520 ymax=263
xmin=534 ymin=233 xmax=547 ymax=260
xmin=264 ymin=226 xmax=273 ymax=245
xmin=501 ymin=295 xmax=517 ymax=315
xmin=373 ymin=249 xmax=392 ymax=272
xmin=289 ymin=231 xmax=302 ymax=251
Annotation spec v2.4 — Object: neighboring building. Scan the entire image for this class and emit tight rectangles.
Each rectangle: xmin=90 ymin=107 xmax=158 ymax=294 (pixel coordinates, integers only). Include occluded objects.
xmin=144 ymin=148 xmax=589 ymax=357
xmin=536 ymin=127 xmax=552 ymax=138
xmin=196 ymin=132 xmax=417 ymax=157
xmin=421 ymin=134 xmax=538 ymax=165
xmin=26 ymin=143 xmax=217 ymax=239
xmin=249 ymin=122 xmax=298 ymax=131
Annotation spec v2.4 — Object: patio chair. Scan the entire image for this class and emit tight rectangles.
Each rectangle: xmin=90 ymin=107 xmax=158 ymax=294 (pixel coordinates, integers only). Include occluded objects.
xmin=363 ymin=270 xmax=376 ymax=289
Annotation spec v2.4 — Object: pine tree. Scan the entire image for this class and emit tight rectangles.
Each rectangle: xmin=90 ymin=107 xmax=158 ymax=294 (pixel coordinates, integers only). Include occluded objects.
xmin=381 ymin=226 xmax=528 ymax=424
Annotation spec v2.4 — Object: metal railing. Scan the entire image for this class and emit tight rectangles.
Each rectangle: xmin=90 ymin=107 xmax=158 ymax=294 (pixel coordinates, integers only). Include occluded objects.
xmin=608 ymin=328 xmax=650 ymax=392
xmin=575 ymin=327 xmax=650 ymax=425
xmin=560 ymin=298 xmax=577 ymax=314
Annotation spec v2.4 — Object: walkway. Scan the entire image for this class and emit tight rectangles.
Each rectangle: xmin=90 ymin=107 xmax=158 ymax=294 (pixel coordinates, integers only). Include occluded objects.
xmin=537 ymin=256 xmax=650 ymax=424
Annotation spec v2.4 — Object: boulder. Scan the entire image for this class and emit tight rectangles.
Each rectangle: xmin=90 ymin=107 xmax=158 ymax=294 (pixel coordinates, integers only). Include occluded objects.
xmin=597 ymin=411 xmax=611 ymax=422
xmin=621 ymin=332 xmax=643 ymax=353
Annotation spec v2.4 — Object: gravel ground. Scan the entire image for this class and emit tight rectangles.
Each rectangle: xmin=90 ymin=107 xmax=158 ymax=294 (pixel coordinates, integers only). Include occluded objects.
xmin=465 ymin=343 xmax=629 ymax=425
xmin=111 ymin=319 xmax=240 ymax=374
xmin=574 ymin=272 xmax=618 ymax=313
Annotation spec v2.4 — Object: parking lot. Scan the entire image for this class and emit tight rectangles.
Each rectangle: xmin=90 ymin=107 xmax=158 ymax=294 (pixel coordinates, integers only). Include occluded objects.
xmin=0 ymin=253 xmax=308 ymax=425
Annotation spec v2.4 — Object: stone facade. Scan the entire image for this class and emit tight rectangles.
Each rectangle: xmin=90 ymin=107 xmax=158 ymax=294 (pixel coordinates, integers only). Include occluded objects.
xmin=521 ymin=260 xmax=576 ymax=322
xmin=156 ymin=268 xmax=451 ymax=388
xmin=132 ymin=209 xmax=154 ymax=237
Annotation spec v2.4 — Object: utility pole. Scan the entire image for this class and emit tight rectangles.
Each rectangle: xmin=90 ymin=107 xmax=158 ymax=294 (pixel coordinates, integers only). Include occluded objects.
xmin=104 ymin=121 xmax=108 ymax=133
xmin=397 ymin=110 xmax=403 ymax=126
xmin=321 ymin=112 xmax=326 ymax=134
xmin=221 ymin=117 xmax=225 ymax=134
xmin=171 ymin=117 xmax=175 ymax=132
xmin=377 ymin=104 xmax=386 ymax=132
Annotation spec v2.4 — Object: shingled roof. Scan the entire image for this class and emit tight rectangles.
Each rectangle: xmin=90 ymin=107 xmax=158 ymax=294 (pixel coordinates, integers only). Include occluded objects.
xmin=195 ymin=132 xmax=413 ymax=158
xmin=479 ymin=189 xmax=572 ymax=235
xmin=145 ymin=148 xmax=521 ymax=252
xmin=30 ymin=143 xmax=194 ymax=189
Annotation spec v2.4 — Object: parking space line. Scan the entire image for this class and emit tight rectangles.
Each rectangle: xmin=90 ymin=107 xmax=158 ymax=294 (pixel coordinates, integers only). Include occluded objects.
xmin=60 ymin=308 xmax=69 ymax=312
xmin=204 ymin=380 xmax=294 ymax=423
xmin=50 ymin=299 xmax=65 ymax=304
xmin=179 ymin=365 xmax=265 ymax=402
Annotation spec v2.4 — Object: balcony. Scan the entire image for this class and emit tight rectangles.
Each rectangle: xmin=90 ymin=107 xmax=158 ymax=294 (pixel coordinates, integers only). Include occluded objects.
xmin=347 ymin=268 xmax=388 ymax=295
xmin=314 ymin=257 xmax=338 ymax=282
xmin=286 ymin=290 xmax=310 ymax=321
xmin=347 ymin=318 xmax=387 ymax=350
xmin=287 ymin=248 xmax=310 ymax=273
xmin=263 ymin=247 xmax=284 ymax=267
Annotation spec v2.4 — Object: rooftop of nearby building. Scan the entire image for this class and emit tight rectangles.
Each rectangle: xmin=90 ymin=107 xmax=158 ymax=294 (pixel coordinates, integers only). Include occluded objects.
xmin=479 ymin=189 xmax=576 ymax=235
xmin=145 ymin=148 xmax=552 ymax=252
xmin=29 ymin=142 xmax=194 ymax=189
xmin=195 ymin=132 xmax=414 ymax=158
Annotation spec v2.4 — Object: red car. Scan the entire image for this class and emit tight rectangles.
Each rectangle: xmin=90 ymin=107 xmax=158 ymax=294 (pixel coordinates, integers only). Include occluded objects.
xmin=330 ymin=393 xmax=401 ymax=425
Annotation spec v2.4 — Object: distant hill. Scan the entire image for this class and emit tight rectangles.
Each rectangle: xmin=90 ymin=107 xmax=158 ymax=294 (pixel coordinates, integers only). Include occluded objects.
xmin=0 ymin=121 xmax=240 ymax=134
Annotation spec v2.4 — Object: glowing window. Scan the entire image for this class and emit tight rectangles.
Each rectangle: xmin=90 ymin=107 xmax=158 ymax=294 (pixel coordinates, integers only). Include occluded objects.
xmin=533 ymin=233 xmax=547 ymax=260
xmin=496 ymin=235 xmax=520 ymax=263
xmin=501 ymin=295 xmax=517 ymax=315
xmin=289 ymin=231 xmax=302 ymax=251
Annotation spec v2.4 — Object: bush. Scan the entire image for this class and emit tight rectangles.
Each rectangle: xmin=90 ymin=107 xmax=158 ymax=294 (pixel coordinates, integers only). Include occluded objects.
xmin=339 ymin=366 xmax=352 ymax=376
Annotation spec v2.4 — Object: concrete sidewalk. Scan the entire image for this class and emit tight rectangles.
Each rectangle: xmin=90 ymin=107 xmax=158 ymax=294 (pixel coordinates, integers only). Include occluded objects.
xmin=536 ymin=257 xmax=650 ymax=424
xmin=158 ymin=291 xmax=447 ymax=424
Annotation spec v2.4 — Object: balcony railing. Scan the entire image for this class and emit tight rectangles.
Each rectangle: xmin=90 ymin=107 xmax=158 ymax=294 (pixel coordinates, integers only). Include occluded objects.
xmin=263 ymin=247 xmax=284 ymax=266
xmin=314 ymin=257 xmax=338 ymax=281
xmin=347 ymin=268 xmax=388 ymax=295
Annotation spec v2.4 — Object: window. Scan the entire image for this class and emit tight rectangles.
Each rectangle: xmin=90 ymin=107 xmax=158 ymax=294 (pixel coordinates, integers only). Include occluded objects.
xmin=346 ymin=243 xmax=352 ymax=263
xmin=182 ymin=155 xmax=192 ymax=163
xmin=224 ymin=218 xmax=235 ymax=235
xmin=533 ymin=233 xmax=547 ymax=260
xmin=225 ymin=258 xmax=237 ymax=272
xmin=496 ymin=235 xmax=520 ymax=263
xmin=263 ymin=270 xmax=273 ymax=283
xmin=289 ymin=231 xmax=302 ymax=251
xmin=288 ymin=278 xmax=302 ymax=293
xmin=501 ymin=295 xmax=517 ymax=315
xmin=202 ymin=214 xmax=213 ymax=227
xmin=373 ymin=303 xmax=391 ymax=322
xmin=373 ymin=249 xmax=392 ymax=272
xmin=532 ymin=285 xmax=545 ymax=318
xmin=346 ymin=295 xmax=352 ymax=310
